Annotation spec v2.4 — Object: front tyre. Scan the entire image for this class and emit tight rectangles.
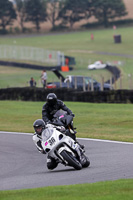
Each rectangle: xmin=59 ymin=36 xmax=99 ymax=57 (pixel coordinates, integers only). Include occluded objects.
xmin=60 ymin=150 xmax=82 ymax=170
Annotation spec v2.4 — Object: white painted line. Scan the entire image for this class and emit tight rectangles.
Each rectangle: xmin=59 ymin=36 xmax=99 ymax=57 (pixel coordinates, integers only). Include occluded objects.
xmin=0 ymin=131 xmax=32 ymax=136
xmin=78 ymin=138 xmax=133 ymax=145
xmin=0 ymin=131 xmax=132 ymax=145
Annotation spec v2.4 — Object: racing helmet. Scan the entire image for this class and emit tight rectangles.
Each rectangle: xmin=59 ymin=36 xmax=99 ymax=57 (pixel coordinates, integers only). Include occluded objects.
xmin=46 ymin=93 xmax=57 ymax=106
xmin=33 ymin=119 xmax=45 ymax=135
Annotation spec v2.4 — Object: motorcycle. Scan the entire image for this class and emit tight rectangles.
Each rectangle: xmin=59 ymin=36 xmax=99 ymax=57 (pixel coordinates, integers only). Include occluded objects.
xmin=52 ymin=110 xmax=77 ymax=140
xmin=41 ymin=111 xmax=90 ymax=170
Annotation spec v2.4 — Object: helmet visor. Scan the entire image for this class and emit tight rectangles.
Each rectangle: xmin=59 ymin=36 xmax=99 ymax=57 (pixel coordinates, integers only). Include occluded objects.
xmin=48 ymin=98 xmax=57 ymax=106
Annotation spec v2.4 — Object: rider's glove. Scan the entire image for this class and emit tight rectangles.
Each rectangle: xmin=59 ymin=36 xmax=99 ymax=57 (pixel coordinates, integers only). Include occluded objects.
xmin=60 ymin=126 xmax=66 ymax=133
xmin=56 ymin=126 xmax=66 ymax=133
xmin=41 ymin=149 xmax=46 ymax=154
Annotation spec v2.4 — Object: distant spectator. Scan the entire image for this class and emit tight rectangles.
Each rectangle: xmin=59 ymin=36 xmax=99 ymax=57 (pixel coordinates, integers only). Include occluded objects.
xmin=41 ymin=70 xmax=47 ymax=88
xmin=29 ymin=77 xmax=36 ymax=87
xmin=91 ymin=33 xmax=94 ymax=40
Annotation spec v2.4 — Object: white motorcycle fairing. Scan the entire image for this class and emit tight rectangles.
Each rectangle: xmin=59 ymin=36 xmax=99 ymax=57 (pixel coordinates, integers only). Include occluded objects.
xmin=41 ymin=126 xmax=82 ymax=168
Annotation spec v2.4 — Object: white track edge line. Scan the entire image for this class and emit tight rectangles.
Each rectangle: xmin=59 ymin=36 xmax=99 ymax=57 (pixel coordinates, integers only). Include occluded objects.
xmin=0 ymin=131 xmax=133 ymax=145
xmin=78 ymin=137 xmax=133 ymax=145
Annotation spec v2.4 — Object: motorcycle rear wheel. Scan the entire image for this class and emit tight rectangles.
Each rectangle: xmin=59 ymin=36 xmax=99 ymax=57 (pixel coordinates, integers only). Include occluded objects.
xmin=82 ymin=156 xmax=90 ymax=168
xmin=60 ymin=150 xmax=82 ymax=170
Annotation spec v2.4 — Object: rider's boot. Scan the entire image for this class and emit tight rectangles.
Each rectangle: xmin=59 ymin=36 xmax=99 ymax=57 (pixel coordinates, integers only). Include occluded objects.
xmin=80 ymin=153 xmax=87 ymax=166
xmin=69 ymin=128 xmax=77 ymax=134
xmin=47 ymin=155 xmax=58 ymax=170
xmin=69 ymin=122 xmax=77 ymax=134
xmin=68 ymin=123 xmax=85 ymax=150
xmin=75 ymin=143 xmax=86 ymax=166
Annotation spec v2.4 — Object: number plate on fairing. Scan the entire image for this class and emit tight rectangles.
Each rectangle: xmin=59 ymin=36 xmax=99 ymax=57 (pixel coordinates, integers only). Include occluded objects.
xmin=46 ymin=137 xmax=56 ymax=146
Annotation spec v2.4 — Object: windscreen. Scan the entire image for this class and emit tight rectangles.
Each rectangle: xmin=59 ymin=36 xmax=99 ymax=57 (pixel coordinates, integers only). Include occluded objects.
xmin=42 ymin=128 xmax=53 ymax=142
xmin=53 ymin=110 xmax=67 ymax=118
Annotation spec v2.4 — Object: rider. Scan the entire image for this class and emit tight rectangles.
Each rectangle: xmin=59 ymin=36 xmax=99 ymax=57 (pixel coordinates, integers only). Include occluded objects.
xmin=32 ymin=119 xmax=87 ymax=170
xmin=33 ymin=119 xmax=64 ymax=170
xmin=42 ymin=93 xmax=84 ymax=149
xmin=42 ymin=93 xmax=74 ymax=123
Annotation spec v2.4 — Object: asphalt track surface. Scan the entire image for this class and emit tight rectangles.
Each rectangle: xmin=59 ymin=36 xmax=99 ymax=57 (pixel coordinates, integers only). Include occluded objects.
xmin=0 ymin=131 xmax=133 ymax=191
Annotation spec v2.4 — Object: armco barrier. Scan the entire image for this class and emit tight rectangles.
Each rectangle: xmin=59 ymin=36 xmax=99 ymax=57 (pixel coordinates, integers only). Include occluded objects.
xmin=0 ymin=60 xmax=73 ymax=71
xmin=105 ymin=65 xmax=121 ymax=84
xmin=0 ymin=60 xmax=61 ymax=71
xmin=0 ymin=87 xmax=133 ymax=103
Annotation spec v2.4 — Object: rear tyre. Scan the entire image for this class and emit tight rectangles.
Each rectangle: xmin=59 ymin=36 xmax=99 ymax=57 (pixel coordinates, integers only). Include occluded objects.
xmin=60 ymin=150 xmax=82 ymax=170
xmin=82 ymin=156 xmax=90 ymax=168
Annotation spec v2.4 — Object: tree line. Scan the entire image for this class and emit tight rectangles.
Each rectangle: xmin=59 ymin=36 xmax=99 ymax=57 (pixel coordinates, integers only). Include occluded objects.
xmin=0 ymin=0 xmax=128 ymax=33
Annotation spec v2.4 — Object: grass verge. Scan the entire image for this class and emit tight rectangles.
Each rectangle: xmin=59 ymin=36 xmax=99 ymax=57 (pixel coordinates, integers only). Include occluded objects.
xmin=0 ymin=179 xmax=133 ymax=200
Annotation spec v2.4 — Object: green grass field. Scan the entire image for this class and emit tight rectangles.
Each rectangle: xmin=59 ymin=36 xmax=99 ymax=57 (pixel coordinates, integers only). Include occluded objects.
xmin=0 ymin=27 xmax=133 ymax=88
xmin=0 ymin=100 xmax=133 ymax=142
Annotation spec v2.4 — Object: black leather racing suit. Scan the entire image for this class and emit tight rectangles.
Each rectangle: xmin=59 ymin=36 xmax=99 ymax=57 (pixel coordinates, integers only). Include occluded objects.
xmin=42 ymin=99 xmax=77 ymax=143
xmin=42 ymin=99 xmax=73 ymax=123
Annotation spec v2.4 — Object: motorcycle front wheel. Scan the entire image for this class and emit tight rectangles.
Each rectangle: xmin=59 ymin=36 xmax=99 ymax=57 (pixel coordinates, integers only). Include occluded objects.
xmin=60 ymin=150 xmax=82 ymax=170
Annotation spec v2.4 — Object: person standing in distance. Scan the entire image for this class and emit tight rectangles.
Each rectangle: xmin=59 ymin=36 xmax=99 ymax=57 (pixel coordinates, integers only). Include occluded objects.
xmin=29 ymin=77 xmax=36 ymax=87
xmin=41 ymin=70 xmax=47 ymax=88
